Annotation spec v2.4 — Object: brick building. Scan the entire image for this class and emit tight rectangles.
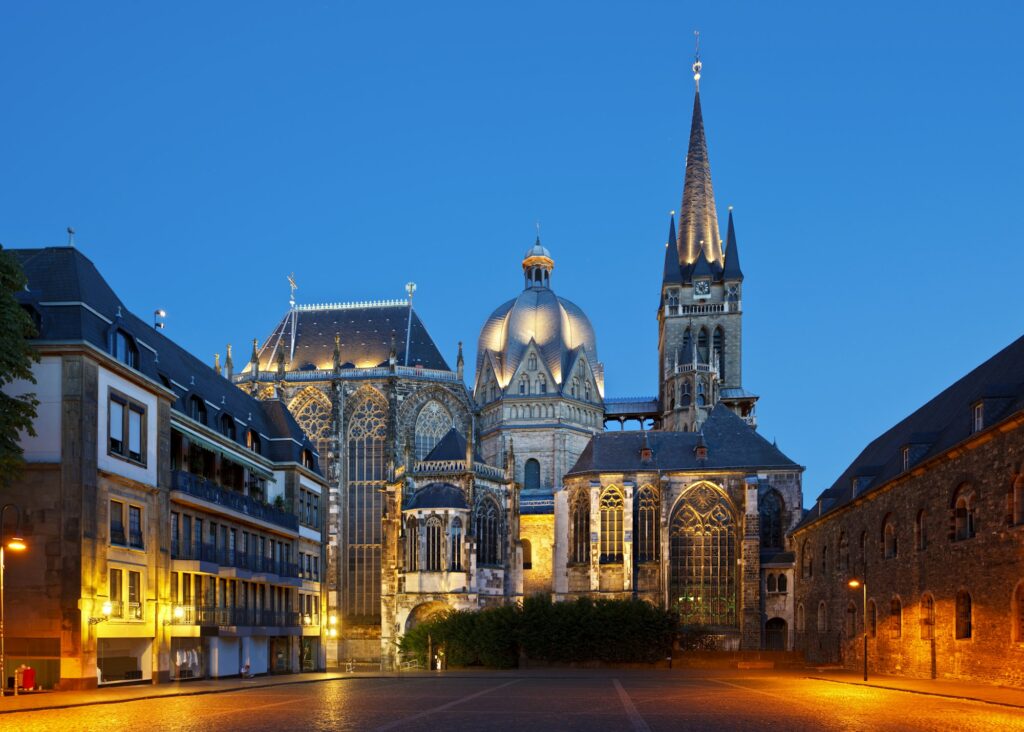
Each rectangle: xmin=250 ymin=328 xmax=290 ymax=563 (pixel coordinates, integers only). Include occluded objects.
xmin=792 ymin=335 xmax=1024 ymax=687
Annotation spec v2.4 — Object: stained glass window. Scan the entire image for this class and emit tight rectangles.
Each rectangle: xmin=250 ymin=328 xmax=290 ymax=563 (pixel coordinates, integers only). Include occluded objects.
xmin=414 ymin=400 xmax=453 ymax=460
xmin=669 ymin=483 xmax=736 ymax=627
xmin=345 ymin=393 xmax=387 ymax=622
xmin=635 ymin=485 xmax=660 ymax=563
xmin=599 ymin=488 xmax=624 ymax=563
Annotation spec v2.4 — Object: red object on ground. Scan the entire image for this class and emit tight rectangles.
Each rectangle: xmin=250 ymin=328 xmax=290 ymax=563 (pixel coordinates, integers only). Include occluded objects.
xmin=21 ymin=667 xmax=35 ymax=690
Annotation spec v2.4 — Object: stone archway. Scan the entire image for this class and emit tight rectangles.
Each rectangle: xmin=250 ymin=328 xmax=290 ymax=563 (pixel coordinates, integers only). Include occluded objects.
xmin=765 ymin=617 xmax=787 ymax=651
xmin=405 ymin=601 xmax=449 ymax=632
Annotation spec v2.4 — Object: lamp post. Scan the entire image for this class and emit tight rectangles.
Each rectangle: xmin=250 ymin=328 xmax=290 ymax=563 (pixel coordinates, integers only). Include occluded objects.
xmin=1 ymin=504 xmax=28 ymax=698
xmin=848 ymin=579 xmax=867 ymax=681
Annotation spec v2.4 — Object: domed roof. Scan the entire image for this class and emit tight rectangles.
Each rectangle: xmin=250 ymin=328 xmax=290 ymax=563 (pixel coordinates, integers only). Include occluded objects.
xmin=476 ymin=240 xmax=599 ymax=386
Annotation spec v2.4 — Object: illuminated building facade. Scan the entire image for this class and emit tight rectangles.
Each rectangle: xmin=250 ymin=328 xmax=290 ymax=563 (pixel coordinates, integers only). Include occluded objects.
xmin=792 ymin=335 xmax=1024 ymax=687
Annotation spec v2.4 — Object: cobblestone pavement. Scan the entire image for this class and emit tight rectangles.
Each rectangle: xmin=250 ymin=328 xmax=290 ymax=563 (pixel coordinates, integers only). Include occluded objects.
xmin=4 ymin=671 xmax=1023 ymax=731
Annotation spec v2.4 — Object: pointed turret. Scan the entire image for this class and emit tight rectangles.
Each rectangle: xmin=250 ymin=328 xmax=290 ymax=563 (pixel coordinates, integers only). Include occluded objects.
xmin=661 ymin=213 xmax=682 ymax=285
xmin=677 ymin=84 xmax=722 ymax=267
xmin=722 ymin=207 xmax=743 ymax=281
xmin=691 ymin=243 xmax=714 ymax=280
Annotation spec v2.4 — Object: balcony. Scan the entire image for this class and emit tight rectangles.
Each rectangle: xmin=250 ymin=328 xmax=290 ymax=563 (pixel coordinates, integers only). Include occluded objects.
xmin=167 ymin=605 xmax=302 ymax=628
xmin=171 ymin=543 xmax=300 ymax=579
xmin=171 ymin=469 xmax=299 ymax=532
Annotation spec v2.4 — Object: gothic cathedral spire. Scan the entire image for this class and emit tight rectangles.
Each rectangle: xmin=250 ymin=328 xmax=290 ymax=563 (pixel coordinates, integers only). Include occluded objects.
xmin=677 ymin=59 xmax=723 ymax=269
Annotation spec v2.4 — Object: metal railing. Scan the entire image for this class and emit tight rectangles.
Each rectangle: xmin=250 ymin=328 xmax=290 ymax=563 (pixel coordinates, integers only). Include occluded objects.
xmin=171 ymin=542 xmax=300 ymax=579
xmin=168 ymin=605 xmax=302 ymax=628
xmin=171 ymin=469 xmax=299 ymax=532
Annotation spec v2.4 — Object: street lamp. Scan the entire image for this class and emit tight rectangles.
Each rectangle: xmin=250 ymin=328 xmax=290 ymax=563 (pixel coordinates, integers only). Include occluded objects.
xmin=848 ymin=579 xmax=867 ymax=681
xmin=1 ymin=504 xmax=28 ymax=698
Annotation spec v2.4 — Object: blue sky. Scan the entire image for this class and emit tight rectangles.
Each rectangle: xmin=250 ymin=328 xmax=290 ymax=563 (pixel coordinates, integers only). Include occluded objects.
xmin=2 ymin=2 xmax=1022 ymax=506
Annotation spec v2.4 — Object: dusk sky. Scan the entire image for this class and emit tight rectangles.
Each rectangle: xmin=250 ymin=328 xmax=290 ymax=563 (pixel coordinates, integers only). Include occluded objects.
xmin=2 ymin=2 xmax=1022 ymax=506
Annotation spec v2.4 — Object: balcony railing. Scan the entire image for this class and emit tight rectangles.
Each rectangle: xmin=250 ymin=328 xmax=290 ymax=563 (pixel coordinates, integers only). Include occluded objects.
xmin=168 ymin=605 xmax=302 ymax=628
xmin=171 ymin=542 xmax=300 ymax=579
xmin=108 ymin=601 xmax=144 ymax=621
xmin=171 ymin=469 xmax=299 ymax=532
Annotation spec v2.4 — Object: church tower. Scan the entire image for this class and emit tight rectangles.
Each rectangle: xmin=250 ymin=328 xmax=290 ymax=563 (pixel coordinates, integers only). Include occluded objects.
xmin=658 ymin=52 xmax=757 ymax=432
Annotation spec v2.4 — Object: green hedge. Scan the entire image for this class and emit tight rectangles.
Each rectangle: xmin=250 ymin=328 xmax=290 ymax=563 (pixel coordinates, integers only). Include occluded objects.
xmin=399 ymin=595 xmax=676 ymax=668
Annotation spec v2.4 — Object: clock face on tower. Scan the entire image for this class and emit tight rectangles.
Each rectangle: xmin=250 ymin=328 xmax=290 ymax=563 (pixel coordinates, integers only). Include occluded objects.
xmin=694 ymin=279 xmax=711 ymax=298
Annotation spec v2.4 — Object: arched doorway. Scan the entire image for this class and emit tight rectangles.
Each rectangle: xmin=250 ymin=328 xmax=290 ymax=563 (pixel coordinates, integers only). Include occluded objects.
xmin=765 ymin=617 xmax=787 ymax=651
xmin=405 ymin=601 xmax=449 ymax=632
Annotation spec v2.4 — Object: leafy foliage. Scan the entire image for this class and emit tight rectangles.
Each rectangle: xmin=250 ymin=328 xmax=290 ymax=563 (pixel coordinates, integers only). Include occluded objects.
xmin=398 ymin=595 xmax=676 ymax=668
xmin=0 ymin=247 xmax=38 ymax=488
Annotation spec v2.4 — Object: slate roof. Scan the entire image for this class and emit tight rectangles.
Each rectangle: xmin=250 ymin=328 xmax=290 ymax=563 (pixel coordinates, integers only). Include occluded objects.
xmin=404 ymin=482 xmax=468 ymax=510
xmin=421 ymin=427 xmax=483 ymax=463
xmin=567 ymin=403 xmax=800 ymax=475
xmin=12 ymin=247 xmax=321 ymax=471
xmin=722 ymin=209 xmax=743 ymax=281
xmin=796 ymin=334 xmax=1024 ymax=532
xmin=251 ymin=302 xmax=449 ymax=373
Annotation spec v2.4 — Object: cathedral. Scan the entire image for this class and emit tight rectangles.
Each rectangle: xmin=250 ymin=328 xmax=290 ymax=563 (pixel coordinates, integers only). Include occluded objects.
xmin=235 ymin=54 xmax=803 ymax=662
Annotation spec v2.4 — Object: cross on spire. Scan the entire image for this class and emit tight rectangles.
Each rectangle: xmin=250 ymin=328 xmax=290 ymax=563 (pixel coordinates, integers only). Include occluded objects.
xmin=287 ymin=273 xmax=298 ymax=308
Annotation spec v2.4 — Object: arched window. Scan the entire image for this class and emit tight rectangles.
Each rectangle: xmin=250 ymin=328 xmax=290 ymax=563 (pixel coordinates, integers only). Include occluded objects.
xmin=475 ymin=499 xmax=500 ymax=566
xmin=220 ymin=413 xmax=236 ymax=440
xmin=528 ymin=354 xmax=537 ymax=371
xmin=599 ymin=487 xmax=624 ymax=563
xmin=883 ymin=515 xmax=898 ymax=559
xmin=405 ymin=516 xmax=418 ymax=571
xmin=838 ymin=530 xmax=849 ymax=571
xmin=521 ymin=538 xmax=532 ymax=570
xmin=759 ymin=490 xmax=784 ymax=549
xmin=920 ymin=593 xmax=935 ymax=640
xmin=538 ymin=375 xmax=547 ymax=394
xmin=680 ymin=383 xmax=691 ymax=407
xmin=713 ymin=326 xmax=725 ymax=381
xmin=796 ymin=603 xmax=805 ymax=633
xmin=519 ymin=377 xmax=528 ymax=395
xmin=670 ymin=483 xmax=737 ymax=626
xmin=697 ymin=328 xmax=709 ymax=362
xmin=291 ymin=388 xmax=333 ymax=442
xmin=114 ymin=329 xmax=139 ymax=369
xmin=846 ymin=602 xmax=857 ymax=638
xmin=585 ymin=382 xmax=591 ymax=401
xmin=570 ymin=490 xmax=590 ymax=564
xmin=821 ymin=544 xmax=830 ymax=575
xmin=425 ymin=516 xmax=443 ymax=572
xmin=346 ymin=393 xmax=387 ymax=620
xmin=955 ymin=591 xmax=972 ymax=639
xmin=778 ymin=574 xmax=788 ymax=593
xmin=915 ymin=509 xmax=928 ymax=551
xmin=246 ymin=429 xmax=261 ymax=455
xmin=953 ymin=484 xmax=976 ymax=540
xmin=682 ymin=329 xmax=692 ymax=359
xmin=635 ymin=485 xmax=660 ymax=563
xmin=414 ymin=400 xmax=453 ymax=460
xmin=817 ymin=601 xmax=828 ymax=633
xmin=571 ymin=379 xmax=579 ymax=398
xmin=188 ymin=395 xmax=207 ymax=424
xmin=766 ymin=574 xmax=777 ymax=593
xmin=1014 ymin=475 xmax=1024 ymax=526
xmin=696 ymin=381 xmax=706 ymax=407
xmin=450 ymin=517 xmax=463 ymax=571
xmin=801 ymin=540 xmax=813 ymax=579
xmin=524 ymin=459 xmax=540 ymax=490
xmin=890 ymin=597 xmax=902 ymax=638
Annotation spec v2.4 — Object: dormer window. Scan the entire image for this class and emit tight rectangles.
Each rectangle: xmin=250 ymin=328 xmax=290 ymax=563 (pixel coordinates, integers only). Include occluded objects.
xmin=972 ymin=403 xmax=984 ymax=433
xmin=188 ymin=395 xmax=207 ymax=424
xmin=902 ymin=446 xmax=910 ymax=472
xmin=220 ymin=413 xmax=236 ymax=440
xmin=301 ymin=449 xmax=314 ymax=469
xmin=114 ymin=329 xmax=139 ymax=369
xmin=246 ymin=429 xmax=262 ymax=455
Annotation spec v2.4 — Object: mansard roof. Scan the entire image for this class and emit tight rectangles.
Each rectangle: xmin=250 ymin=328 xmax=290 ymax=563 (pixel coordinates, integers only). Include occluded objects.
xmin=12 ymin=246 xmax=322 ymax=472
xmin=250 ymin=301 xmax=450 ymax=373
xmin=566 ymin=404 xmax=800 ymax=475
xmin=796 ymin=333 xmax=1024 ymax=532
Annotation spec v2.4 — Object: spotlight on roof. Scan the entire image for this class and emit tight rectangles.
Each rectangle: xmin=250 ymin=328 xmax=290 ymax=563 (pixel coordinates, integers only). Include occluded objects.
xmin=154 ymin=309 xmax=167 ymax=329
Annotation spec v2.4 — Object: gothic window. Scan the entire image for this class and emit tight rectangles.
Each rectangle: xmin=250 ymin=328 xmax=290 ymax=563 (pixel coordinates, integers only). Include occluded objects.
xmin=915 ymin=509 xmax=928 ymax=551
xmin=846 ymin=602 xmax=857 ymax=638
xmin=635 ymin=485 xmax=660 ymax=563
xmin=681 ymin=383 xmax=691 ymax=408
xmin=528 ymin=354 xmax=537 ymax=371
xmin=521 ymin=538 xmax=532 ymax=570
xmin=696 ymin=381 xmax=705 ymax=407
xmin=345 ymin=393 xmax=387 ymax=621
xmin=668 ymin=290 xmax=679 ymax=309
xmin=821 ymin=545 xmax=830 ymax=575
xmin=585 ymin=382 xmax=591 ymax=401
xmin=572 ymin=379 xmax=579 ymax=398
xmin=414 ymin=400 xmax=453 ymax=460
xmin=777 ymin=574 xmax=788 ymax=593
xmin=682 ymin=329 xmax=692 ymax=360
xmin=838 ymin=531 xmax=849 ymax=571
xmin=882 ymin=515 xmax=898 ymax=559
xmin=1014 ymin=475 xmax=1024 ymax=526
xmin=801 ymin=540 xmax=813 ymax=579
xmin=713 ymin=326 xmax=724 ymax=381
xmin=953 ymin=483 xmax=976 ymax=540
xmin=890 ymin=597 xmax=902 ymax=638
xmin=524 ymin=458 xmax=540 ymax=490
xmin=519 ymin=377 xmax=528 ymax=395
xmin=570 ymin=490 xmax=590 ymax=564
xmin=450 ymin=517 xmax=463 ymax=571
xmin=405 ymin=516 xmax=418 ymax=571
xmin=955 ymin=591 xmax=972 ymax=639
xmin=767 ymin=574 xmax=777 ymax=593
xmin=920 ymin=593 xmax=935 ymax=640
xmin=670 ymin=483 xmax=737 ymax=626
xmin=292 ymin=388 xmax=332 ymax=441
xmin=599 ymin=487 xmax=624 ymax=563
xmin=475 ymin=498 xmax=500 ymax=566
xmin=538 ymin=375 xmax=547 ymax=394
xmin=796 ymin=603 xmax=805 ymax=633
xmin=425 ymin=516 xmax=443 ymax=572
xmin=759 ymin=490 xmax=784 ymax=549
xmin=697 ymin=328 xmax=709 ymax=363
xmin=817 ymin=601 xmax=828 ymax=633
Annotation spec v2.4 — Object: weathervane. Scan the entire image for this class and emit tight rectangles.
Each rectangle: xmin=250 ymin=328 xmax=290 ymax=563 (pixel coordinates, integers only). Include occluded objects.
xmin=692 ymin=30 xmax=702 ymax=90
xmin=288 ymin=272 xmax=298 ymax=308
xmin=405 ymin=281 xmax=417 ymax=305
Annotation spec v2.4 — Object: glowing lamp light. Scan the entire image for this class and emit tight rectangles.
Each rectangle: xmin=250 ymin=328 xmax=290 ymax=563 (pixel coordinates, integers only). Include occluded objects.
xmin=6 ymin=536 xmax=26 ymax=552
xmin=303 ymin=613 xmax=312 ymax=626
xmin=328 ymin=614 xmax=338 ymax=627
xmin=101 ymin=600 xmax=113 ymax=617
xmin=848 ymin=579 xmax=862 ymax=589
xmin=173 ymin=605 xmax=185 ymax=620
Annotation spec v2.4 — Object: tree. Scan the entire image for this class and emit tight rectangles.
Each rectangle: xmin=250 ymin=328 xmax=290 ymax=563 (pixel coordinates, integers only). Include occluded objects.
xmin=0 ymin=246 xmax=38 ymax=487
